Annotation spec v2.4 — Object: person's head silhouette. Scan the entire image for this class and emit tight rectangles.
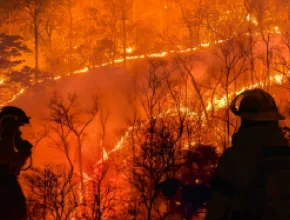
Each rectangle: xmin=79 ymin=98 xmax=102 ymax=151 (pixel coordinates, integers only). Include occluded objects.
xmin=230 ymin=88 xmax=285 ymax=127
xmin=0 ymin=106 xmax=32 ymax=220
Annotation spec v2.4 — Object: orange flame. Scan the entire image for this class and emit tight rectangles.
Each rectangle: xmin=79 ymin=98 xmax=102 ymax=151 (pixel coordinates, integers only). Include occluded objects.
xmin=0 ymin=25 xmax=285 ymax=174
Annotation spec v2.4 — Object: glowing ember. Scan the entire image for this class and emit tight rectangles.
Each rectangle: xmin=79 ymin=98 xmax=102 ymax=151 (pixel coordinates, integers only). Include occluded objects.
xmin=273 ymin=74 xmax=283 ymax=84
xmin=201 ymin=42 xmax=210 ymax=47
xmin=54 ymin=76 xmax=61 ymax=80
xmin=272 ymin=26 xmax=281 ymax=34
xmin=83 ymin=172 xmax=92 ymax=181
xmin=206 ymin=101 xmax=212 ymax=111
xmin=74 ymin=67 xmax=89 ymax=74
xmin=20 ymin=88 xmax=25 ymax=94
xmin=103 ymin=148 xmax=109 ymax=161
xmin=126 ymin=47 xmax=134 ymax=53
xmin=246 ymin=14 xmax=251 ymax=22
xmin=252 ymin=18 xmax=258 ymax=26
xmin=148 ymin=51 xmax=167 ymax=57
xmin=246 ymin=13 xmax=258 ymax=25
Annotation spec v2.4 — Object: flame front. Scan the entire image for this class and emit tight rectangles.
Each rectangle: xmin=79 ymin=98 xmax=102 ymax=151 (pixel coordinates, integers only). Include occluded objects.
xmin=0 ymin=22 xmax=285 ymax=173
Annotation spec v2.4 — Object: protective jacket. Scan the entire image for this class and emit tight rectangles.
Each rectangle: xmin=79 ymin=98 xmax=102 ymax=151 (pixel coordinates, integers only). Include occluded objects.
xmin=205 ymin=124 xmax=289 ymax=220
xmin=0 ymin=114 xmax=32 ymax=220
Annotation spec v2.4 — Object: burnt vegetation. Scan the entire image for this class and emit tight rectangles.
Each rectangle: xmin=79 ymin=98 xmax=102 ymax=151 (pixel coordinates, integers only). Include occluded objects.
xmin=1 ymin=0 xmax=290 ymax=219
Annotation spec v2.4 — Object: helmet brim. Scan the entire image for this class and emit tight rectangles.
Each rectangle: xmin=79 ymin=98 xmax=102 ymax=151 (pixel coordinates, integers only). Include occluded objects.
xmin=240 ymin=112 xmax=286 ymax=121
xmin=20 ymin=116 xmax=31 ymax=125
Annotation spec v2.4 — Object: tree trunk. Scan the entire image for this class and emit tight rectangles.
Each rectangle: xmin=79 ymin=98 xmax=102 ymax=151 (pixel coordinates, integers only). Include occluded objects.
xmin=186 ymin=68 xmax=209 ymax=121
xmin=147 ymin=191 xmax=157 ymax=220
xmin=147 ymin=202 xmax=153 ymax=220
xmin=77 ymin=136 xmax=84 ymax=194
xmin=34 ymin=12 xmax=39 ymax=83
xmin=188 ymin=26 xmax=193 ymax=47
xmin=260 ymin=28 xmax=271 ymax=90
xmin=43 ymin=177 xmax=47 ymax=220
xmin=112 ymin=1 xmax=117 ymax=66
xmin=112 ymin=26 xmax=116 ymax=66
xmin=266 ymin=35 xmax=270 ymax=89
xmin=122 ymin=15 xmax=127 ymax=66
xmin=249 ymin=29 xmax=255 ymax=84
xmin=97 ymin=182 xmax=101 ymax=220
xmin=226 ymin=74 xmax=230 ymax=149
xmin=69 ymin=9 xmax=73 ymax=75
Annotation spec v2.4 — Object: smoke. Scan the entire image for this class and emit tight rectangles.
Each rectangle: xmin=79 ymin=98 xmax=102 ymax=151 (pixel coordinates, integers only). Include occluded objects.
xmin=11 ymin=65 xmax=137 ymax=166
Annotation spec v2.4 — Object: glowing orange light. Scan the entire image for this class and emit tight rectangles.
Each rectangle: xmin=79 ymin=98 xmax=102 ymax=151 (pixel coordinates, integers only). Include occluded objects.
xmin=148 ymin=51 xmax=167 ymax=57
xmin=0 ymin=30 xmax=241 ymax=107
xmin=201 ymin=42 xmax=210 ymax=47
xmin=273 ymin=26 xmax=281 ymax=34
xmin=126 ymin=47 xmax=134 ymax=53
xmin=103 ymin=148 xmax=109 ymax=160
xmin=0 ymin=25 xmax=287 ymax=172
xmin=54 ymin=76 xmax=61 ymax=80
xmin=246 ymin=13 xmax=258 ymax=25
xmin=74 ymin=67 xmax=89 ymax=74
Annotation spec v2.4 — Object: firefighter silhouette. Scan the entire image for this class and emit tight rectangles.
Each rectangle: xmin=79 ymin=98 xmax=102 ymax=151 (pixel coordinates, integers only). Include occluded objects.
xmin=206 ymin=88 xmax=290 ymax=220
xmin=0 ymin=106 xmax=33 ymax=220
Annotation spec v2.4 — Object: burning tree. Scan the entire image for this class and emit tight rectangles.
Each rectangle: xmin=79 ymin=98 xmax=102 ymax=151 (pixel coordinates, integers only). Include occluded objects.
xmin=112 ymin=60 xmax=220 ymax=219
xmin=23 ymin=92 xmax=118 ymax=220
xmin=47 ymin=93 xmax=98 ymax=194
xmin=178 ymin=0 xmax=207 ymax=47
xmin=0 ymin=33 xmax=31 ymax=75
xmin=273 ymin=31 xmax=290 ymax=88
xmin=158 ymin=144 xmax=218 ymax=219
xmin=80 ymin=162 xmax=118 ymax=220
xmin=15 ymin=0 xmax=52 ymax=83
xmin=245 ymin=0 xmax=278 ymax=88
xmin=24 ymin=165 xmax=79 ymax=220
xmin=0 ymin=33 xmax=34 ymax=99
xmin=210 ymin=37 xmax=249 ymax=149
xmin=124 ymin=120 xmax=186 ymax=219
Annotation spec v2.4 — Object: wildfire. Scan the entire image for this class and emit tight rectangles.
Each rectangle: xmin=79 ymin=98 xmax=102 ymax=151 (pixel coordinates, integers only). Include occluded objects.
xmin=0 ymin=87 xmax=26 ymax=107
xmin=201 ymin=42 xmax=210 ymax=47
xmin=0 ymin=22 xmax=282 ymax=109
xmin=103 ymin=148 xmax=109 ymax=161
xmin=126 ymin=47 xmax=134 ymax=53
xmin=53 ymin=76 xmax=61 ymax=80
xmin=271 ymin=26 xmax=281 ymax=34
xmin=246 ymin=14 xmax=251 ymax=22
xmin=0 ymin=23 xmax=286 ymax=173
xmin=246 ymin=13 xmax=258 ymax=25
xmin=148 ymin=51 xmax=168 ymax=57
xmin=74 ymin=67 xmax=89 ymax=74
xmin=92 ymin=71 xmax=286 ymax=169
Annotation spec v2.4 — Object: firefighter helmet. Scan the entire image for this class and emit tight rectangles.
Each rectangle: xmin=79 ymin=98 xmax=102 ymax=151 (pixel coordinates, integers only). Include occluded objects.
xmin=230 ymin=88 xmax=285 ymax=121
xmin=0 ymin=106 xmax=30 ymax=125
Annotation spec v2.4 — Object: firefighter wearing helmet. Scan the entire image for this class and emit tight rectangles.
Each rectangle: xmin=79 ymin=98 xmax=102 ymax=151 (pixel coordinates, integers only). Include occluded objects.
xmin=206 ymin=89 xmax=290 ymax=220
xmin=0 ymin=106 xmax=33 ymax=220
